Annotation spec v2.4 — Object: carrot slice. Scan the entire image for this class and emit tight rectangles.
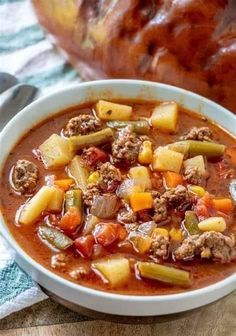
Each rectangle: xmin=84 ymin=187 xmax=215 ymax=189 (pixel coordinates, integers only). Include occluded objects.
xmin=54 ymin=179 xmax=74 ymax=191
xmin=163 ymin=171 xmax=183 ymax=188
xmin=213 ymin=198 xmax=234 ymax=213
xmin=130 ymin=192 xmax=153 ymax=212
xmin=59 ymin=207 xmax=81 ymax=233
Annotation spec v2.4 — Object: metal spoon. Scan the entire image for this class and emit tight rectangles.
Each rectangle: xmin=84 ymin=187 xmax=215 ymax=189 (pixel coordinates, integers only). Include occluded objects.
xmin=0 ymin=73 xmax=39 ymax=131
xmin=0 ymin=72 xmax=18 ymax=94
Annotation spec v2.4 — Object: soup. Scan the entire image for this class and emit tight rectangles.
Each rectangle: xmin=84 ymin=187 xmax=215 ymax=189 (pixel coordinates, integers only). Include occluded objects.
xmin=0 ymin=99 xmax=235 ymax=295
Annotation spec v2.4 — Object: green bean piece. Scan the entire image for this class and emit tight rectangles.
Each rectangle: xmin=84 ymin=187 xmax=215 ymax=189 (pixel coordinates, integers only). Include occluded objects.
xmin=65 ymin=189 xmax=83 ymax=220
xmin=186 ymin=140 xmax=225 ymax=157
xmin=137 ymin=262 xmax=191 ymax=287
xmin=68 ymin=156 xmax=89 ymax=192
xmin=68 ymin=128 xmax=114 ymax=151
xmin=38 ymin=226 xmax=73 ymax=250
xmin=107 ymin=120 xmax=150 ymax=134
xmin=184 ymin=211 xmax=201 ymax=235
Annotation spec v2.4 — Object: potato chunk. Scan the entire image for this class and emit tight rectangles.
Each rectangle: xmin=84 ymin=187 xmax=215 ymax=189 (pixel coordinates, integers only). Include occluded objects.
xmin=152 ymin=147 xmax=184 ymax=173
xmin=184 ymin=155 xmax=206 ymax=174
xmin=198 ymin=217 xmax=226 ymax=232
xmin=128 ymin=233 xmax=152 ymax=254
xmin=93 ymin=257 xmax=131 ymax=288
xmin=95 ymin=100 xmax=132 ymax=121
xmin=151 ymin=102 xmax=178 ymax=132
xmin=129 ymin=166 xmax=152 ymax=190
xmin=19 ymin=186 xmax=54 ymax=225
xmin=47 ymin=187 xmax=64 ymax=213
xmin=39 ymin=134 xmax=73 ymax=168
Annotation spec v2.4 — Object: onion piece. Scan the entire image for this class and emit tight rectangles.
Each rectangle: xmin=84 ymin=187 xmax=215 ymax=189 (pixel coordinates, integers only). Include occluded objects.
xmin=116 ymin=179 xmax=144 ymax=199
xmin=82 ymin=214 xmax=100 ymax=235
xmin=138 ymin=221 xmax=157 ymax=236
xmin=91 ymin=194 xmax=120 ymax=219
xmin=229 ymin=180 xmax=236 ymax=201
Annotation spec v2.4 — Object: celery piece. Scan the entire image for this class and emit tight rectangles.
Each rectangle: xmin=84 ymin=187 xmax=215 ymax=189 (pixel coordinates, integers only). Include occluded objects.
xmin=137 ymin=261 xmax=191 ymax=287
xmin=38 ymin=226 xmax=73 ymax=250
xmin=184 ymin=211 xmax=201 ymax=235
xmin=65 ymin=189 xmax=83 ymax=214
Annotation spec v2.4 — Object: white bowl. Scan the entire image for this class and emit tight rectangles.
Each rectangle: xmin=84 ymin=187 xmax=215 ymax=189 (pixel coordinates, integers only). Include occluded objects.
xmin=0 ymin=80 xmax=235 ymax=317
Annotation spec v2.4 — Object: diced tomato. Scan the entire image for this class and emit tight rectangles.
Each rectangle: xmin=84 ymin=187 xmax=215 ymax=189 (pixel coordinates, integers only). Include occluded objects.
xmin=74 ymin=235 xmax=94 ymax=258
xmin=151 ymin=171 xmax=163 ymax=190
xmin=82 ymin=146 xmax=108 ymax=168
xmin=92 ymin=243 xmax=107 ymax=259
xmin=201 ymin=192 xmax=213 ymax=207
xmin=195 ymin=203 xmax=209 ymax=219
xmin=92 ymin=223 xmax=118 ymax=246
xmin=59 ymin=207 xmax=81 ymax=233
xmin=92 ymin=223 xmax=127 ymax=247
xmin=114 ymin=224 xmax=128 ymax=240
xmin=194 ymin=192 xmax=213 ymax=220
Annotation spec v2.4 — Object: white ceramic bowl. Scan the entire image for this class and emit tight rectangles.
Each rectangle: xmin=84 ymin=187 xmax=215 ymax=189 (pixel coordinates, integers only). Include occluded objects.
xmin=0 ymin=80 xmax=235 ymax=317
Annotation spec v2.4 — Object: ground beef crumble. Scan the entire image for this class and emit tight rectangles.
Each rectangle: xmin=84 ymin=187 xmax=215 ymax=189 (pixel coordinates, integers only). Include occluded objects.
xmin=161 ymin=185 xmax=191 ymax=210
xmin=12 ymin=159 xmax=39 ymax=194
xmin=98 ymin=162 xmax=122 ymax=192
xmin=152 ymin=192 xmax=168 ymax=223
xmin=150 ymin=234 xmax=170 ymax=259
xmin=112 ymin=128 xmax=142 ymax=165
xmin=69 ymin=265 xmax=91 ymax=280
xmin=180 ymin=127 xmax=213 ymax=142
xmin=117 ymin=207 xmax=137 ymax=224
xmin=64 ymin=114 xmax=102 ymax=137
xmin=83 ymin=183 xmax=101 ymax=207
xmin=51 ymin=253 xmax=69 ymax=271
xmin=183 ymin=166 xmax=203 ymax=185
xmin=175 ymin=232 xmax=236 ymax=263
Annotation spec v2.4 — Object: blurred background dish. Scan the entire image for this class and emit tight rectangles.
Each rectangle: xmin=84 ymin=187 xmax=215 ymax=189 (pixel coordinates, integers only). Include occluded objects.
xmin=32 ymin=0 xmax=236 ymax=113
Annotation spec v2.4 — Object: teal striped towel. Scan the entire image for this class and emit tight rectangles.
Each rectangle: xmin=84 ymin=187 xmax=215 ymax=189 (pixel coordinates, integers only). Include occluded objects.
xmin=0 ymin=0 xmax=82 ymax=318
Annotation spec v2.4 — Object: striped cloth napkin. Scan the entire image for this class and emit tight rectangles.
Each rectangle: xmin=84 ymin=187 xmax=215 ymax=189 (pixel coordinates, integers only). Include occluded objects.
xmin=0 ymin=0 xmax=82 ymax=319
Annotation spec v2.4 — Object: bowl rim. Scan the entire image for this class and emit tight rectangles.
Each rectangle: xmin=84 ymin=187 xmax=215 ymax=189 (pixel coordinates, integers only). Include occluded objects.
xmin=0 ymin=79 xmax=235 ymax=305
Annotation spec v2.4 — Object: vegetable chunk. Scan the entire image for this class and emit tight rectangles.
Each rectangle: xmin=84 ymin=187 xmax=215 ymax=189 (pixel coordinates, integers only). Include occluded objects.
xmin=184 ymin=155 xmax=206 ymax=174
xmin=68 ymin=156 xmax=89 ymax=192
xmin=130 ymin=192 xmax=153 ymax=212
xmin=47 ymin=187 xmax=64 ymax=213
xmin=163 ymin=171 xmax=183 ymax=188
xmin=68 ymin=128 xmax=114 ymax=151
xmin=19 ymin=186 xmax=54 ymax=225
xmin=151 ymin=102 xmax=178 ymax=132
xmin=93 ymin=257 xmax=131 ymax=287
xmin=186 ymin=140 xmax=225 ymax=157
xmin=137 ymin=262 xmax=191 ymax=287
xmin=129 ymin=166 xmax=152 ymax=190
xmin=95 ymin=100 xmax=132 ymax=121
xmin=107 ymin=120 xmax=150 ymax=134
xmin=138 ymin=141 xmax=153 ymax=164
xmin=39 ymin=134 xmax=73 ymax=168
xmin=152 ymin=147 xmax=184 ymax=173
xmin=198 ymin=217 xmax=226 ymax=232
xmin=184 ymin=211 xmax=201 ymax=235
xmin=129 ymin=233 xmax=152 ymax=254
xmin=38 ymin=226 xmax=73 ymax=250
